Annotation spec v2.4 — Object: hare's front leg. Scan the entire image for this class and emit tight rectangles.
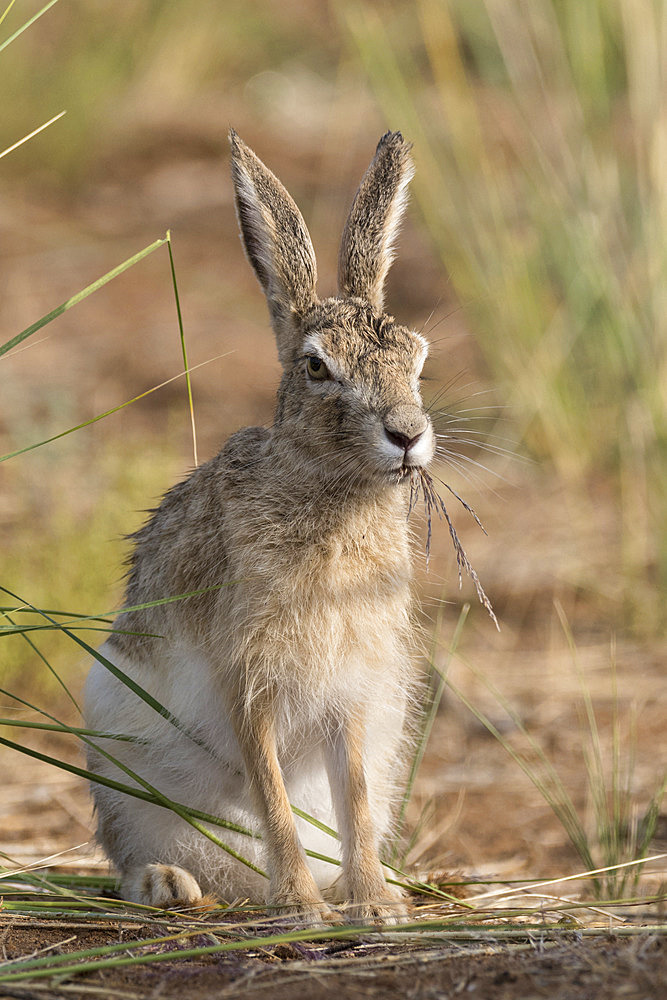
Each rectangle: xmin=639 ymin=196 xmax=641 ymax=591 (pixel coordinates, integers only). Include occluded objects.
xmin=233 ymin=701 xmax=338 ymax=925
xmin=325 ymin=714 xmax=408 ymax=925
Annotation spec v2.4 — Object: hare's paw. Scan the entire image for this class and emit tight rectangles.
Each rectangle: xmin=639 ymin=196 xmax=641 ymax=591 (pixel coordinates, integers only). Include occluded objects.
xmin=124 ymin=863 xmax=204 ymax=909
xmin=270 ymin=894 xmax=342 ymax=927
xmin=346 ymin=881 xmax=409 ymax=926
xmin=346 ymin=897 xmax=410 ymax=926
xmin=269 ymin=872 xmax=341 ymax=926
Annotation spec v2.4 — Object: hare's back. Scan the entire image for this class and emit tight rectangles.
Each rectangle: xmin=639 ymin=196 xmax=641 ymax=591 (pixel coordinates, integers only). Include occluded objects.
xmin=111 ymin=426 xmax=270 ymax=651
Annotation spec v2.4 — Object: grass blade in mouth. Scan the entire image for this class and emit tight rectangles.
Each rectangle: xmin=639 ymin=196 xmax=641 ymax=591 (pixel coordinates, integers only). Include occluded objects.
xmin=411 ymin=468 xmax=499 ymax=629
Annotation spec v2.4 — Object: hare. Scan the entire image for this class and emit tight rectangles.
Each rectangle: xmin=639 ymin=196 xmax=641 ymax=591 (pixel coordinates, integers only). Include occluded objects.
xmin=84 ymin=129 xmax=435 ymax=925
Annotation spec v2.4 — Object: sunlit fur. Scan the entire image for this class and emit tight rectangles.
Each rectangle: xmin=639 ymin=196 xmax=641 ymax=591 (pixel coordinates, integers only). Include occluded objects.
xmin=85 ymin=131 xmax=435 ymax=925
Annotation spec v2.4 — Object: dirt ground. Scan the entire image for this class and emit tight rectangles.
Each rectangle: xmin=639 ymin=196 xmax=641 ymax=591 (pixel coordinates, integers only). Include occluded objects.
xmin=0 ymin=918 xmax=665 ymax=1000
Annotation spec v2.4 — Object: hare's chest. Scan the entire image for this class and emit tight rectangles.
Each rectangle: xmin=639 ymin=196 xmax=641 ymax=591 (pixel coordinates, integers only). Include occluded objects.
xmin=223 ymin=505 xmax=413 ymax=689
xmin=232 ymin=552 xmax=411 ymax=697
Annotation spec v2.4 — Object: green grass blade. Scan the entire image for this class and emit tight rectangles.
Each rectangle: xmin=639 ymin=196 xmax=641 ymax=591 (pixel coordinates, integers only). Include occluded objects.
xmin=166 ymin=230 xmax=197 ymax=467
xmin=0 ymin=351 xmax=230 ymax=463
xmin=1 ymin=609 xmax=81 ymax=713
xmin=394 ymin=603 xmax=469 ymax=849
xmin=0 ymin=733 xmax=262 ymax=851
xmin=0 ymin=717 xmax=138 ymax=741
xmin=0 ymin=235 xmax=168 ymax=359
xmin=0 ymin=586 xmax=235 ymax=634
xmin=0 ymin=584 xmax=219 ymax=755
xmin=0 ymin=357 xmax=206 ymax=463
xmin=0 ymin=0 xmax=58 ymax=54
xmin=82 ymin=735 xmax=268 ymax=879
xmin=1 ymin=586 xmax=344 ymax=850
xmin=0 ymin=605 xmax=112 ymax=623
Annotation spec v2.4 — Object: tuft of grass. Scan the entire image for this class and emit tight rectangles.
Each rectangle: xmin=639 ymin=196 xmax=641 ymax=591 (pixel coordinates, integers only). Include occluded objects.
xmin=341 ymin=0 xmax=667 ymax=629
xmin=554 ymin=601 xmax=667 ymax=898
xmin=442 ymin=606 xmax=666 ymax=900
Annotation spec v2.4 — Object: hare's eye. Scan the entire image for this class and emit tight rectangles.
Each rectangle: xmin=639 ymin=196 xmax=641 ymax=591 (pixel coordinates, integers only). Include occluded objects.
xmin=306 ymin=356 xmax=329 ymax=381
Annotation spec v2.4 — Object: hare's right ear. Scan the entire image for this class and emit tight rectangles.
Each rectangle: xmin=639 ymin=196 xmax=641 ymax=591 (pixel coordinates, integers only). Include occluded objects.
xmin=230 ymin=130 xmax=318 ymax=366
xmin=338 ymin=131 xmax=414 ymax=312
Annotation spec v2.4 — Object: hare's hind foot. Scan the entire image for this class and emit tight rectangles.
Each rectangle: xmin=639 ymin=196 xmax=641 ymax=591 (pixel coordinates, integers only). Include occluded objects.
xmin=124 ymin=863 xmax=206 ymax=910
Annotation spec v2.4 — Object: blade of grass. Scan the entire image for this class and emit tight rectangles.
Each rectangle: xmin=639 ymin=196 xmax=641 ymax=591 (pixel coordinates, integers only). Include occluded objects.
xmin=37 ymin=875 xmax=118 ymax=889
xmin=0 ymin=110 xmax=66 ymax=161
xmin=0 ymin=717 xmax=139 ymax=741
xmin=393 ymin=603 xmax=469 ymax=855
xmin=0 ymin=734 xmax=262 ymax=854
xmin=0 ymin=605 xmax=113 ymax=621
xmin=0 ymin=1 xmax=17 ymax=29
xmin=1 ymin=609 xmax=81 ymax=713
xmin=0 ymin=585 xmax=238 ymax=636
xmin=469 ymin=853 xmax=667 ymax=903
xmin=0 ymin=580 xmax=241 ymax=635
xmin=0 ymin=0 xmax=58 ymax=55
xmin=0 ymin=852 xmax=113 ymax=909
xmin=0 ymin=352 xmax=230 ymax=463
xmin=0 ymin=585 xmax=222 ymax=753
xmin=166 ymin=230 xmax=197 ymax=467
xmin=0 ymin=586 xmax=348 ymax=850
xmin=0 ymin=685 xmax=255 ymax=839
xmin=83 ymin=737 xmax=269 ymax=880
xmin=0 ymin=235 xmax=168 ymax=359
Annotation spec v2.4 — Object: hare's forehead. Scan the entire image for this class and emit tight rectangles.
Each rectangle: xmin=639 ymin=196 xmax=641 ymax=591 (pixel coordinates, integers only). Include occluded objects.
xmin=301 ymin=323 xmax=428 ymax=378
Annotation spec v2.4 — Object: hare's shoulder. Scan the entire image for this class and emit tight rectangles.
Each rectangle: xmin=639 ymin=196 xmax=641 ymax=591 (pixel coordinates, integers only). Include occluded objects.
xmin=156 ymin=426 xmax=270 ymax=513
xmin=127 ymin=425 xmax=270 ymax=561
xmin=220 ymin=425 xmax=271 ymax=470
xmin=115 ymin=426 xmax=270 ymax=646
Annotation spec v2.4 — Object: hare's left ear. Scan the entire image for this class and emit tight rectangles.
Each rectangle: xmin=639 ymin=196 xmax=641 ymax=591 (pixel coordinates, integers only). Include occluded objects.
xmin=338 ymin=131 xmax=414 ymax=312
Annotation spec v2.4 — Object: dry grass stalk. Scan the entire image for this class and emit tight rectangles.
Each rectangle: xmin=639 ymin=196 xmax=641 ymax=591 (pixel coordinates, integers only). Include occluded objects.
xmin=410 ymin=468 xmax=499 ymax=629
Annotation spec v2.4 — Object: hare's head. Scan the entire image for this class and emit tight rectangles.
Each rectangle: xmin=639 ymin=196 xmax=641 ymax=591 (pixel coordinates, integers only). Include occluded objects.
xmin=230 ymin=130 xmax=435 ymax=487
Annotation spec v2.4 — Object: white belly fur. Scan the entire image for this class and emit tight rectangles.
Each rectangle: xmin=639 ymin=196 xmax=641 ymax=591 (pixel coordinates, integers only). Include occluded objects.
xmin=85 ymin=638 xmax=408 ymax=900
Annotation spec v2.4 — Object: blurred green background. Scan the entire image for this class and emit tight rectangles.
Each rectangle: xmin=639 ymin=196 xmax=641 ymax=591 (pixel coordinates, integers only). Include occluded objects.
xmin=2 ymin=0 xmax=665 ymax=692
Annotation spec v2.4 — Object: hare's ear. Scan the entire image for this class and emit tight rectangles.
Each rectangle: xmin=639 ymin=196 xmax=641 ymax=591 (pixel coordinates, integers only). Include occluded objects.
xmin=338 ymin=131 xmax=414 ymax=312
xmin=230 ymin=130 xmax=318 ymax=365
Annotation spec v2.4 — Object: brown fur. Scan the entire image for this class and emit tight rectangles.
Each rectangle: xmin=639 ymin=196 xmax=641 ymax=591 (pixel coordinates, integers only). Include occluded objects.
xmin=85 ymin=131 xmax=435 ymax=925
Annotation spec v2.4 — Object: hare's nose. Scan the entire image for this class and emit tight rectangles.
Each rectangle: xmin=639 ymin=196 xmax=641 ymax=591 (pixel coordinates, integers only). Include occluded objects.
xmin=383 ymin=406 xmax=428 ymax=454
xmin=384 ymin=427 xmax=424 ymax=453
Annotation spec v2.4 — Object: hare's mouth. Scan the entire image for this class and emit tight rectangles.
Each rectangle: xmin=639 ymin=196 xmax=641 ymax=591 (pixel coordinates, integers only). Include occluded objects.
xmin=387 ymin=464 xmax=418 ymax=483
